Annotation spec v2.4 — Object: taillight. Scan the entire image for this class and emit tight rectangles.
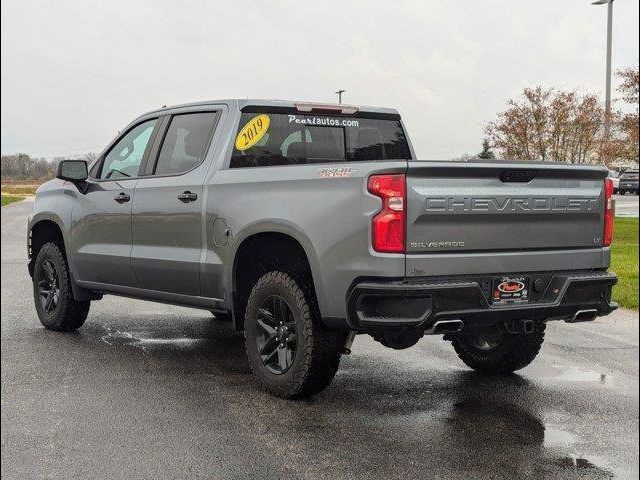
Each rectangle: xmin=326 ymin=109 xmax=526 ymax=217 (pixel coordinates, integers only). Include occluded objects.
xmin=603 ymin=178 xmax=615 ymax=247
xmin=367 ymin=174 xmax=406 ymax=253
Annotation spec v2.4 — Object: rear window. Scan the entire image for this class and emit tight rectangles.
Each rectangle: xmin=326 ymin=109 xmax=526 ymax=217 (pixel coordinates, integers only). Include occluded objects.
xmin=621 ymin=170 xmax=639 ymax=179
xmin=155 ymin=112 xmax=216 ymax=176
xmin=229 ymin=111 xmax=410 ymax=168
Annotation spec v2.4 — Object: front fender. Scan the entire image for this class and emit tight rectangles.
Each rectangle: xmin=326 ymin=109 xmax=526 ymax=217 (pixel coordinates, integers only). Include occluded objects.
xmin=28 ymin=182 xmax=76 ymax=273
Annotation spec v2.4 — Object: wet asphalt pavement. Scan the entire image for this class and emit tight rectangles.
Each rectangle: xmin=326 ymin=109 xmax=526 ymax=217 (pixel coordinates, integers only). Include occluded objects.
xmin=2 ymin=199 xmax=638 ymax=479
xmin=614 ymin=194 xmax=639 ymax=218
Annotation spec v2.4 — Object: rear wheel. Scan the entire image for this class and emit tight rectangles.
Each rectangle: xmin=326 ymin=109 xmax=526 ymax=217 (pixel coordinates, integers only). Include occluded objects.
xmin=451 ymin=323 xmax=545 ymax=373
xmin=32 ymin=242 xmax=90 ymax=331
xmin=244 ymin=271 xmax=345 ymax=398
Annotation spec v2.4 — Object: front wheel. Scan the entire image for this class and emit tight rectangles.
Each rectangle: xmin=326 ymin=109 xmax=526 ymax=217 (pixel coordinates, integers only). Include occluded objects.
xmin=244 ymin=271 xmax=345 ymax=399
xmin=32 ymin=242 xmax=90 ymax=331
xmin=451 ymin=323 xmax=545 ymax=373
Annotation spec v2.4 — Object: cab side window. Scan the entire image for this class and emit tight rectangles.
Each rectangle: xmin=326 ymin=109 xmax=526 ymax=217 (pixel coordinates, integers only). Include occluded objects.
xmin=154 ymin=112 xmax=216 ymax=176
xmin=99 ymin=119 xmax=157 ymax=180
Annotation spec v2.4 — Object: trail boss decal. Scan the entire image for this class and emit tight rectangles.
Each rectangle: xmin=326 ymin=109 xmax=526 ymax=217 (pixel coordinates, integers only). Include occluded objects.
xmin=235 ymin=114 xmax=270 ymax=151
xmin=318 ymin=167 xmax=354 ymax=178
xmin=492 ymin=276 xmax=530 ymax=305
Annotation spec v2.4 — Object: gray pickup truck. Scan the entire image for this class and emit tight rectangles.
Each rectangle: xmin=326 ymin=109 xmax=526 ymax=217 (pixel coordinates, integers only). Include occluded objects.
xmin=28 ymin=99 xmax=618 ymax=398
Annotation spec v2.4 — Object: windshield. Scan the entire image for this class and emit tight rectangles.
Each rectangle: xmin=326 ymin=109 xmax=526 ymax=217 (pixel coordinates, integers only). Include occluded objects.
xmin=230 ymin=110 xmax=410 ymax=168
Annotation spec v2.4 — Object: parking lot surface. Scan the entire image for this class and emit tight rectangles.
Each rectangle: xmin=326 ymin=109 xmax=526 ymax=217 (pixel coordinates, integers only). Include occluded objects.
xmin=615 ymin=194 xmax=639 ymax=217
xmin=2 ymin=199 xmax=638 ymax=479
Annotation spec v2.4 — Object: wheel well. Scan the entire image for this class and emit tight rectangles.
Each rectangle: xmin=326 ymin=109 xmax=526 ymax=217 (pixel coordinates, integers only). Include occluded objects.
xmin=29 ymin=220 xmax=64 ymax=277
xmin=232 ymin=232 xmax=315 ymax=330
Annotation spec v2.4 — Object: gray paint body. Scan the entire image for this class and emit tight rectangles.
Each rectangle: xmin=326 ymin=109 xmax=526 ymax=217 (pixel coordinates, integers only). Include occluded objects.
xmin=28 ymin=99 xmax=611 ymax=326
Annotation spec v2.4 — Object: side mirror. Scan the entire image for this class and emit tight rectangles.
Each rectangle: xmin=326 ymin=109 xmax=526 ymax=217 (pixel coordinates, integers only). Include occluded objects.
xmin=56 ymin=160 xmax=88 ymax=183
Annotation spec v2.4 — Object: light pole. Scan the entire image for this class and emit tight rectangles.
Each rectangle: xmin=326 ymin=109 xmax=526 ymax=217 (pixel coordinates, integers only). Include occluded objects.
xmin=592 ymin=0 xmax=614 ymax=143
xmin=335 ymin=89 xmax=346 ymax=104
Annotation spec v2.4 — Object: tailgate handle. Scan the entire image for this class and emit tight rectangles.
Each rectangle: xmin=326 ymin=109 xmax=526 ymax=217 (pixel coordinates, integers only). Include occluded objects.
xmin=500 ymin=170 xmax=536 ymax=183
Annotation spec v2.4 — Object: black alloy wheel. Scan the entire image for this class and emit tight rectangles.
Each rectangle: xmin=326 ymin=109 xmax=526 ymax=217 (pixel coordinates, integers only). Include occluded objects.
xmin=244 ymin=271 xmax=346 ymax=398
xmin=255 ymin=295 xmax=297 ymax=374
xmin=37 ymin=259 xmax=60 ymax=314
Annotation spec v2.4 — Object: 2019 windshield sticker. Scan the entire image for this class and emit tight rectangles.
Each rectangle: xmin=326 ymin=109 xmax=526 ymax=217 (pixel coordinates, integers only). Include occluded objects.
xmin=287 ymin=115 xmax=359 ymax=127
xmin=235 ymin=114 xmax=270 ymax=151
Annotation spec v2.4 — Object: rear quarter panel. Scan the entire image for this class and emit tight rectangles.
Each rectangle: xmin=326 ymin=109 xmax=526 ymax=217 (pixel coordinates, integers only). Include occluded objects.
xmin=201 ymin=160 xmax=408 ymax=319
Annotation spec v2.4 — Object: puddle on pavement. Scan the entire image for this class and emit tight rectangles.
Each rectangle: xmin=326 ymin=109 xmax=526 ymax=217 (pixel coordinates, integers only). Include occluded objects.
xmin=389 ymin=399 xmax=618 ymax=478
xmin=547 ymin=365 xmax=609 ymax=384
xmin=544 ymin=426 xmax=579 ymax=447
xmin=100 ymin=325 xmax=204 ymax=350
xmin=101 ymin=328 xmax=134 ymax=346
xmin=553 ymin=456 xmax=614 ymax=478
xmin=134 ymin=337 xmax=205 ymax=348
xmin=543 ymin=426 xmax=615 ymax=477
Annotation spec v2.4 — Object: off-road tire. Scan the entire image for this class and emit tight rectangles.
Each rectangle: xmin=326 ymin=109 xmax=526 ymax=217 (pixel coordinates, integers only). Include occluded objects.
xmin=33 ymin=242 xmax=90 ymax=331
xmin=451 ymin=323 xmax=545 ymax=373
xmin=244 ymin=271 xmax=345 ymax=399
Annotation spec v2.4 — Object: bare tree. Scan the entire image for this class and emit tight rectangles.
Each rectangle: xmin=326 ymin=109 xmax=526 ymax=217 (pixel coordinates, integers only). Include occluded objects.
xmin=486 ymin=87 xmax=604 ymax=164
xmin=1 ymin=154 xmax=56 ymax=181
xmin=612 ymin=66 xmax=639 ymax=163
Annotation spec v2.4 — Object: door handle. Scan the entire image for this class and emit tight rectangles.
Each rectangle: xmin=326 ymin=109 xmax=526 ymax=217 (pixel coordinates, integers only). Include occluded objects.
xmin=114 ymin=192 xmax=130 ymax=203
xmin=177 ymin=191 xmax=198 ymax=203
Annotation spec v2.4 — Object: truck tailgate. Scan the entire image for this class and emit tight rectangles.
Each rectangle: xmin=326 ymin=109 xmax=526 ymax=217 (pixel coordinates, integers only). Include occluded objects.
xmin=405 ymin=161 xmax=608 ymax=256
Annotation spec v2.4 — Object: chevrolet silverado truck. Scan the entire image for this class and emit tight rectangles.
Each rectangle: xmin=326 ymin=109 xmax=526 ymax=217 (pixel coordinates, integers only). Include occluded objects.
xmin=28 ymin=99 xmax=618 ymax=398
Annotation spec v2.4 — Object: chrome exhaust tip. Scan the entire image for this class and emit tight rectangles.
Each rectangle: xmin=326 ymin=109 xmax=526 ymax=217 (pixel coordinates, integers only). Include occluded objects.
xmin=566 ymin=309 xmax=598 ymax=323
xmin=425 ymin=319 xmax=464 ymax=335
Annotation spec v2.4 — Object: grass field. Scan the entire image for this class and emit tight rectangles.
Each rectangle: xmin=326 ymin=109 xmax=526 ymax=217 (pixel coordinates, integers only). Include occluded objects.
xmin=611 ymin=218 xmax=639 ymax=310
xmin=1 ymin=195 xmax=24 ymax=207
xmin=1 ymin=184 xmax=38 ymax=196
xmin=0 ymin=184 xmax=38 ymax=208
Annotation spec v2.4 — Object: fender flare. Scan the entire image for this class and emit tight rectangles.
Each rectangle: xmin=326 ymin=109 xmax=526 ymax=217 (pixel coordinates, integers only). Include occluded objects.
xmin=29 ymin=212 xmax=99 ymax=302
xmin=228 ymin=219 xmax=327 ymax=316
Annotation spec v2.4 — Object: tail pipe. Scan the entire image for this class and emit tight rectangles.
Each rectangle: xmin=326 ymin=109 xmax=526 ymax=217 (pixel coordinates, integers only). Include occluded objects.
xmin=566 ymin=309 xmax=598 ymax=323
xmin=425 ymin=319 xmax=464 ymax=335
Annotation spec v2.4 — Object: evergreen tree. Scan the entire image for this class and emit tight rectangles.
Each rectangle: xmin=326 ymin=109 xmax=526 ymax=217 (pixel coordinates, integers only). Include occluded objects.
xmin=477 ymin=139 xmax=495 ymax=159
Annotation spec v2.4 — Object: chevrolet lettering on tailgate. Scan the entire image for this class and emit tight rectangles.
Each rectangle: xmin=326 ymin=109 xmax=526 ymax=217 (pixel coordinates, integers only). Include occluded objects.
xmin=424 ymin=196 xmax=599 ymax=214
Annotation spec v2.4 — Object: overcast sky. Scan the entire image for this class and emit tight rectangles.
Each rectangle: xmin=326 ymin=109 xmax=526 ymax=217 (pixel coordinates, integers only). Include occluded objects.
xmin=1 ymin=0 xmax=638 ymax=160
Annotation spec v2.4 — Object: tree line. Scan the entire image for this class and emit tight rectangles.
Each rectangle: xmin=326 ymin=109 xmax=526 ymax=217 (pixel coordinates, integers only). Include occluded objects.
xmin=1 ymin=153 xmax=97 ymax=183
xmin=1 ymin=154 xmax=57 ymax=182
xmin=480 ymin=66 xmax=639 ymax=167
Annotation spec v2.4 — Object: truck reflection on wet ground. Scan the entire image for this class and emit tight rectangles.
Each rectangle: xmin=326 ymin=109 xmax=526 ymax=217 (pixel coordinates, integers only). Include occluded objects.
xmin=72 ymin=315 xmax=620 ymax=479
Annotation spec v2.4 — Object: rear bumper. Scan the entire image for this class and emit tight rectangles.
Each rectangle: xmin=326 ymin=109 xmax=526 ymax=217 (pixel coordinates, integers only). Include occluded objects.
xmin=346 ymin=270 xmax=618 ymax=331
